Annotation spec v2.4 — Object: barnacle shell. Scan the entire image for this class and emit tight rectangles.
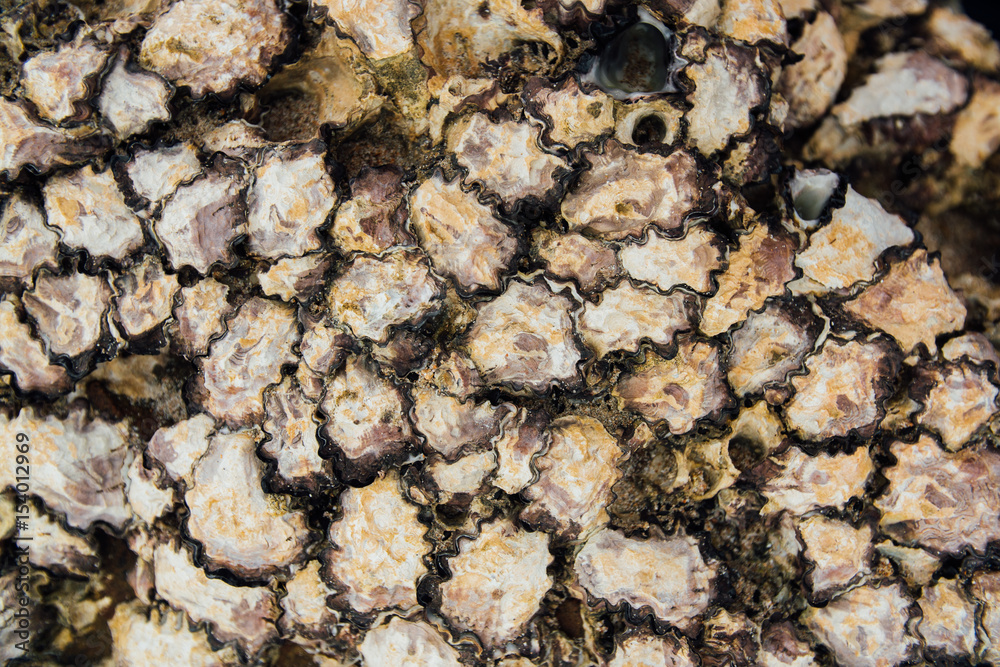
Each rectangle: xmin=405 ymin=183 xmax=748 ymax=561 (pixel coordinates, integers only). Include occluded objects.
xmin=701 ymin=223 xmax=798 ymax=336
xmin=801 ymin=584 xmax=918 ymax=667
xmin=971 ymin=572 xmax=1000 ymax=663
xmin=278 ymin=560 xmax=339 ymax=639
xmin=139 ymin=0 xmax=291 ymax=97
xmin=321 ymin=473 xmax=428 ymax=615
xmin=685 ymin=44 xmax=767 ymax=156
xmin=911 ymin=361 xmax=998 ymax=449
xmin=258 ymin=253 xmax=333 ymax=302
xmin=613 ymin=337 xmax=733 ymax=434
xmin=798 ymin=516 xmax=873 ymax=600
xmin=574 ymin=528 xmax=715 ymax=630
xmin=561 ymin=141 xmax=704 ymax=240
xmin=98 ymin=50 xmax=173 ymax=140
xmin=524 ymin=77 xmax=615 ymax=148
xmin=492 ymin=407 xmax=549 ymax=495
xmin=449 ymin=114 xmax=568 ymax=207
xmin=167 ymin=279 xmax=232 ymax=360
xmin=184 ymin=429 xmax=311 ymax=577
xmin=411 ymin=385 xmax=500 ymax=459
xmin=246 ymin=143 xmax=336 ymax=259
xmin=44 ymin=165 xmax=145 ymax=262
xmin=843 ymin=250 xmax=966 ymax=354
xmin=360 ymin=617 xmax=462 ymax=666
xmin=777 ymin=12 xmax=847 ymax=130
xmin=619 ymin=224 xmax=725 ymax=295
xmin=320 ymin=354 xmax=414 ymax=481
xmin=327 ymin=249 xmax=443 ymax=343
xmin=439 ymin=517 xmax=552 ymax=649
xmin=23 ymin=270 xmax=113 ymax=362
xmin=0 ymin=98 xmax=108 ymax=179
xmin=0 ymin=192 xmax=58 ymax=287
xmin=114 ymin=256 xmax=180 ymax=340
xmin=608 ymin=632 xmax=697 ymax=667
xmin=876 ymin=434 xmax=1000 ymax=554
xmin=521 ymin=415 xmax=623 ymax=538
xmin=329 ymin=167 xmax=413 ymax=254
xmin=917 ymin=577 xmax=977 ymax=658
xmin=532 ymin=229 xmax=620 ymax=294
xmin=577 ymin=281 xmax=696 ymax=357
xmin=951 ymin=79 xmax=1000 ymax=168
xmin=726 ymin=299 xmax=820 ymax=398
xmin=28 ymin=501 xmax=100 ymax=576
xmin=464 ymin=279 xmax=583 ymax=392
xmin=0 ymin=409 xmax=129 ymax=530
xmin=109 ymin=600 xmax=240 ymax=666
xmin=153 ymin=540 xmax=280 ymax=655
xmin=155 ymin=159 xmax=248 ymax=274
xmin=761 ymin=445 xmax=873 ymax=514
xmin=21 ymin=38 xmax=107 ymax=124
xmin=193 ymin=296 xmax=299 ymax=426
xmin=416 ymin=0 xmax=562 ymax=81
xmin=261 ymin=377 xmax=332 ymax=494
xmin=783 ymin=337 xmax=899 ymax=441
xmin=0 ymin=296 xmax=72 ymax=395
xmin=126 ymin=142 xmax=202 ymax=207
xmin=409 ymin=172 xmax=519 ymax=293
xmin=790 ymin=188 xmax=914 ymax=295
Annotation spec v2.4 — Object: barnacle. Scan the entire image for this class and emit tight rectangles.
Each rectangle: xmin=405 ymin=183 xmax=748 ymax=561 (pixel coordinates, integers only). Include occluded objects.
xmin=2 ymin=0 xmax=1000 ymax=665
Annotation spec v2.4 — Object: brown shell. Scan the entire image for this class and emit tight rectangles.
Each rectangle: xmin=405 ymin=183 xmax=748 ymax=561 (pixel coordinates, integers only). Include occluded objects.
xmin=140 ymin=0 xmax=292 ymax=98
xmin=464 ymin=279 xmax=583 ymax=392
xmin=321 ymin=473 xmax=429 ymax=615
xmin=531 ymin=229 xmax=620 ymax=295
xmin=439 ymin=517 xmax=553 ymax=649
xmin=520 ymin=415 xmax=623 ymax=539
xmin=184 ymin=429 xmax=312 ymax=578
xmin=783 ymin=337 xmax=899 ymax=442
xmin=329 ymin=167 xmax=413 ymax=255
xmin=562 ymin=141 xmax=706 ymax=240
xmin=193 ymin=296 xmax=300 ymax=427
xmin=574 ymin=528 xmax=716 ymax=631
xmin=613 ymin=337 xmax=733 ymax=435
xmin=876 ymin=434 xmax=1000 ymax=554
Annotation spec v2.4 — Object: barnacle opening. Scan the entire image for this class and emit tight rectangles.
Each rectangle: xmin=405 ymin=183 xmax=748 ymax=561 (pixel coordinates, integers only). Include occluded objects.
xmin=583 ymin=8 xmax=681 ymax=100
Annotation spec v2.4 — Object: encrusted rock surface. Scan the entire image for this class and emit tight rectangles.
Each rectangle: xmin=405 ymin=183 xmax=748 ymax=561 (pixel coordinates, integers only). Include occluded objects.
xmin=3 ymin=1 xmax=1000 ymax=665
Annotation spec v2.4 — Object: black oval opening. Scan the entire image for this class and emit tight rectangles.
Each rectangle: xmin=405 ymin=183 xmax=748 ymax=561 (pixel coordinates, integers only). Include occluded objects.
xmin=632 ymin=113 xmax=667 ymax=144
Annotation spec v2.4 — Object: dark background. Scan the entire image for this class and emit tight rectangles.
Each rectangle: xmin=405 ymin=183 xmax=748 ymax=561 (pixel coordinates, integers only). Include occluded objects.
xmin=962 ymin=0 xmax=1000 ymax=37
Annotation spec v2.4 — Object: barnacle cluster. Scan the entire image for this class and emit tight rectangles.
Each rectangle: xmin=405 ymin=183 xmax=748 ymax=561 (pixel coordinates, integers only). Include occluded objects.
xmin=1 ymin=0 xmax=1000 ymax=665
